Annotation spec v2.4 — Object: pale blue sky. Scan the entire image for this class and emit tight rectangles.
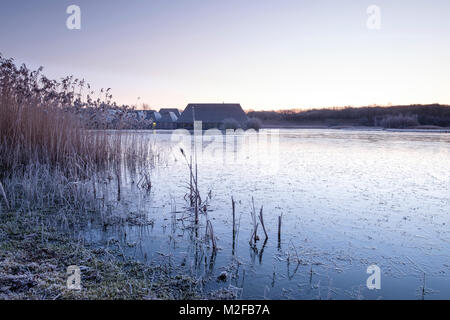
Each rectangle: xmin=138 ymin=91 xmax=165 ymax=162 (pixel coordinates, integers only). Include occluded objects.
xmin=1 ymin=0 xmax=450 ymax=110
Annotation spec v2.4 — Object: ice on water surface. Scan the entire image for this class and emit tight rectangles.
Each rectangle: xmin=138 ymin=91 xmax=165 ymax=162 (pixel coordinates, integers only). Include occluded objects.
xmin=85 ymin=129 xmax=450 ymax=299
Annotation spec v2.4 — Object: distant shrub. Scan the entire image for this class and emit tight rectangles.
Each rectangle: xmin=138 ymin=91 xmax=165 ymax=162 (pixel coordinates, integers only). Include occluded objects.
xmin=247 ymin=104 xmax=450 ymax=127
xmin=221 ymin=118 xmax=241 ymax=130
xmin=246 ymin=117 xmax=262 ymax=131
xmin=418 ymin=115 xmax=450 ymax=127
xmin=380 ymin=114 xmax=419 ymax=128
xmin=357 ymin=117 xmax=371 ymax=126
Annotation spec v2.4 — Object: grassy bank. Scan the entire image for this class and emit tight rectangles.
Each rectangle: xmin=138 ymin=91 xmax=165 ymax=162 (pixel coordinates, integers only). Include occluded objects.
xmin=0 ymin=211 xmax=206 ymax=300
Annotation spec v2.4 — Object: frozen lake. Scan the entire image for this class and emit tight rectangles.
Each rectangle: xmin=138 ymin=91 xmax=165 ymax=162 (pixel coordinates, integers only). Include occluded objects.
xmin=85 ymin=129 xmax=450 ymax=299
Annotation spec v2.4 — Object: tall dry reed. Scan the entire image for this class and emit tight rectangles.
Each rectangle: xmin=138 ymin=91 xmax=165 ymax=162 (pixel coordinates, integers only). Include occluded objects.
xmin=0 ymin=55 xmax=117 ymax=178
xmin=0 ymin=55 xmax=155 ymax=220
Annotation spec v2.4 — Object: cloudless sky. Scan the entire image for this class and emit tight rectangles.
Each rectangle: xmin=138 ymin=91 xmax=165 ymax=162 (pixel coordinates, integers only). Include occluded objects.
xmin=1 ymin=0 xmax=450 ymax=110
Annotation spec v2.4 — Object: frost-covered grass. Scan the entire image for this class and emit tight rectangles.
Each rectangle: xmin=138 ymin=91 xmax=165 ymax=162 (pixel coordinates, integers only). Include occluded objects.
xmin=0 ymin=211 xmax=206 ymax=300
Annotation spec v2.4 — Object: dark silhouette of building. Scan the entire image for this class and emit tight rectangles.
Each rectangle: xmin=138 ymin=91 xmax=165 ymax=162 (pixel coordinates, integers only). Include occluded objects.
xmin=177 ymin=103 xmax=248 ymax=129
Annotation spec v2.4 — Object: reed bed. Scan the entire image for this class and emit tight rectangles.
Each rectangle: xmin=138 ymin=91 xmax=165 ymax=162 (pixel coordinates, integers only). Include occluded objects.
xmin=0 ymin=55 xmax=241 ymax=299
xmin=0 ymin=55 xmax=157 ymax=225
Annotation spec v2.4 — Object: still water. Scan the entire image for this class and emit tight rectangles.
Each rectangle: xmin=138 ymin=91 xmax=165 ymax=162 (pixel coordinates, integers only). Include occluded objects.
xmin=85 ymin=129 xmax=450 ymax=299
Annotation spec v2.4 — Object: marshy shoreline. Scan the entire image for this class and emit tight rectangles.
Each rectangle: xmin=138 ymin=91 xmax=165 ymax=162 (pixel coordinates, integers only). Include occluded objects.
xmin=0 ymin=211 xmax=237 ymax=300
xmin=0 ymin=56 xmax=234 ymax=300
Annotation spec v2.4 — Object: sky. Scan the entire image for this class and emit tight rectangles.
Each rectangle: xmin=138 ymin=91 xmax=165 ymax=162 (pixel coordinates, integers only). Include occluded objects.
xmin=1 ymin=0 xmax=450 ymax=110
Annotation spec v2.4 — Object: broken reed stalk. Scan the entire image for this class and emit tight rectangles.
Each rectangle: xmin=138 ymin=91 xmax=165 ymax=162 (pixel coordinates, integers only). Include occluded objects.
xmin=258 ymin=238 xmax=268 ymax=264
xmin=194 ymin=161 xmax=199 ymax=225
xmin=92 ymin=173 xmax=97 ymax=199
xmin=231 ymin=196 xmax=236 ymax=243
xmin=180 ymin=148 xmax=199 ymax=226
xmin=136 ymin=166 xmax=153 ymax=192
xmin=258 ymin=205 xmax=268 ymax=240
xmin=116 ymin=170 xmax=121 ymax=202
xmin=0 ymin=181 xmax=10 ymax=210
xmin=422 ymin=273 xmax=426 ymax=300
xmin=278 ymin=214 xmax=282 ymax=247
xmin=193 ymin=119 xmax=199 ymax=226
xmin=206 ymin=219 xmax=217 ymax=252
xmin=249 ymin=197 xmax=259 ymax=246
xmin=189 ymin=155 xmax=193 ymax=207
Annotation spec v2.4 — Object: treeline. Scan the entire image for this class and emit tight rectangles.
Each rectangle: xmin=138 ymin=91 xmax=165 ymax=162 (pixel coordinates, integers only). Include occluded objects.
xmin=247 ymin=104 xmax=450 ymax=127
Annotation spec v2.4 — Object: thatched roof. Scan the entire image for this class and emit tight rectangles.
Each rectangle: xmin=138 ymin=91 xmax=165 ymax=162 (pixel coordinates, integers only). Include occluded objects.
xmin=177 ymin=103 xmax=247 ymax=124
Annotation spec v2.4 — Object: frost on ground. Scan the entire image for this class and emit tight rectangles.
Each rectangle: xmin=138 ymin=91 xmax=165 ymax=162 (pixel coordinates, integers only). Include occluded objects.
xmin=0 ymin=211 xmax=219 ymax=300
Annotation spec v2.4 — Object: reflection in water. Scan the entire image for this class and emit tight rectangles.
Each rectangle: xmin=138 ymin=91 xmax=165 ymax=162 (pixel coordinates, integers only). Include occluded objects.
xmin=83 ymin=129 xmax=450 ymax=299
